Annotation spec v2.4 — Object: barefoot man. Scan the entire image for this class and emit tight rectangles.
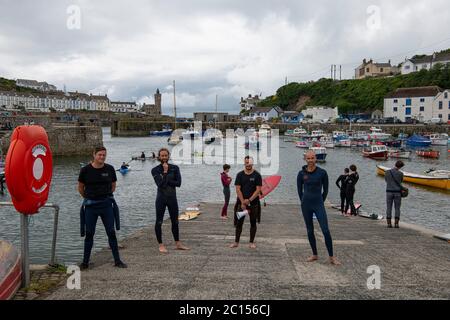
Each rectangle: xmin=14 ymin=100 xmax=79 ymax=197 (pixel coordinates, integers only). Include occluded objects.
xmin=297 ymin=150 xmax=340 ymax=265
xmin=151 ymin=148 xmax=189 ymax=253
xmin=230 ymin=156 xmax=262 ymax=249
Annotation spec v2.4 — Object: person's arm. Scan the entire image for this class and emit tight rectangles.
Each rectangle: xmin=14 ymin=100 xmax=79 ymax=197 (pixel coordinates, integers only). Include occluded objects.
xmin=297 ymin=171 xmax=304 ymax=202
xmin=111 ymin=181 xmax=116 ymax=193
xmin=249 ymin=186 xmax=262 ymax=202
xmin=335 ymin=176 xmax=342 ymax=189
xmin=152 ymin=167 xmax=168 ymax=188
xmin=167 ymin=166 xmax=182 ymax=188
xmin=78 ymin=182 xmax=85 ymax=198
xmin=111 ymin=167 xmax=117 ymax=193
xmin=236 ymin=185 xmax=246 ymax=203
xmin=322 ymin=170 xmax=329 ymax=202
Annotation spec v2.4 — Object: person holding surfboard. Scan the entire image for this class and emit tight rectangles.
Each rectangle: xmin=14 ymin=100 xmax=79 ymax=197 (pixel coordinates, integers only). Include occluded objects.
xmin=151 ymin=148 xmax=189 ymax=254
xmin=220 ymin=164 xmax=232 ymax=219
xmin=335 ymin=168 xmax=349 ymax=216
xmin=230 ymin=156 xmax=262 ymax=249
xmin=297 ymin=150 xmax=341 ymax=265
xmin=344 ymin=165 xmax=359 ymax=216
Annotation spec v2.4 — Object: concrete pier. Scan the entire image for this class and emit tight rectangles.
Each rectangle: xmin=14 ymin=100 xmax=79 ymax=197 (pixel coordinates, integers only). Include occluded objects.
xmin=45 ymin=202 xmax=449 ymax=300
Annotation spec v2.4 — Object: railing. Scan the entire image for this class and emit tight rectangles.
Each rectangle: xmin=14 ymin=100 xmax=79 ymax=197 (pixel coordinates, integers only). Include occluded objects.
xmin=0 ymin=202 xmax=59 ymax=287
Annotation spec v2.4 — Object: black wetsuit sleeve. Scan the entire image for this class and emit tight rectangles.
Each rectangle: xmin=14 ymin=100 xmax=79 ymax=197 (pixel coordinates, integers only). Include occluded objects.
xmin=78 ymin=167 xmax=86 ymax=183
xmin=152 ymin=167 xmax=168 ymax=188
xmin=110 ymin=166 xmax=117 ymax=182
xmin=297 ymin=171 xmax=304 ymax=202
xmin=335 ymin=175 xmax=342 ymax=189
xmin=167 ymin=166 xmax=182 ymax=188
xmin=322 ymin=170 xmax=329 ymax=202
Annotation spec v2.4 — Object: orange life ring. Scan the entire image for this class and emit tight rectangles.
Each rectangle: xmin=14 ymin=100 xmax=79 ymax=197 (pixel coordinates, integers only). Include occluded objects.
xmin=5 ymin=125 xmax=53 ymax=215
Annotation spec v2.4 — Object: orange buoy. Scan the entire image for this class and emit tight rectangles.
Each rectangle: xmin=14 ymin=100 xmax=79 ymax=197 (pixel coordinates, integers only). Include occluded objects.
xmin=5 ymin=125 xmax=53 ymax=215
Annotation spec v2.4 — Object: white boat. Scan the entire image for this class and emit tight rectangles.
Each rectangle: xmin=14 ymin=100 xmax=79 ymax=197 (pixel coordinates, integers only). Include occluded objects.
xmin=368 ymin=127 xmax=391 ymax=141
xmin=295 ymin=140 xmax=311 ymax=148
xmin=258 ymin=124 xmax=271 ymax=137
xmin=293 ymin=127 xmax=308 ymax=137
xmin=310 ymin=130 xmax=326 ymax=139
xmin=245 ymin=127 xmax=256 ymax=136
xmin=332 ymin=131 xmax=346 ymax=139
xmin=182 ymin=126 xmax=201 ymax=140
xmin=319 ymin=136 xmax=335 ymax=148
xmin=429 ymin=133 xmax=449 ymax=146
xmin=336 ymin=139 xmax=352 ymax=147
xmin=354 ymin=131 xmax=369 ymax=140
xmin=388 ymin=148 xmax=411 ymax=159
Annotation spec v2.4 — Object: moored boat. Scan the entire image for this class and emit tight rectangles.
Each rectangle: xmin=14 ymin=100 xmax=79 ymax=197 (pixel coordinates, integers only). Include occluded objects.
xmin=406 ymin=135 xmax=432 ymax=147
xmin=376 ymin=165 xmax=450 ymax=190
xmin=295 ymin=140 xmax=311 ymax=148
xmin=368 ymin=127 xmax=391 ymax=141
xmin=388 ymin=148 xmax=411 ymax=159
xmin=0 ymin=240 xmax=22 ymax=300
xmin=428 ymin=133 xmax=449 ymax=146
xmin=362 ymin=145 xmax=388 ymax=160
xmin=150 ymin=127 xmax=173 ymax=136
xmin=416 ymin=149 xmax=440 ymax=159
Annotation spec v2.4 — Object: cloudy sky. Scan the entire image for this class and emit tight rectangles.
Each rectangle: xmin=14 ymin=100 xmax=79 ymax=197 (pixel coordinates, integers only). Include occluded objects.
xmin=1 ymin=0 xmax=450 ymax=116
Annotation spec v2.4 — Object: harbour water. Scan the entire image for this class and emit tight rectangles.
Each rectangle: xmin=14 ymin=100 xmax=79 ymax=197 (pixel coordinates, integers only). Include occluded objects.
xmin=0 ymin=127 xmax=449 ymax=264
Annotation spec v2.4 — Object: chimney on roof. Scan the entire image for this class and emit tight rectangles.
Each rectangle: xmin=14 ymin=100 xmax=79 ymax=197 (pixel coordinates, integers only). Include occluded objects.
xmin=363 ymin=59 xmax=366 ymax=64
xmin=388 ymin=59 xmax=391 ymax=65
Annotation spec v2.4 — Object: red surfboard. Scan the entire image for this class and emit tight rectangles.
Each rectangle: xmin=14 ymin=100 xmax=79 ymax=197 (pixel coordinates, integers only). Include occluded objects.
xmin=260 ymin=175 xmax=282 ymax=199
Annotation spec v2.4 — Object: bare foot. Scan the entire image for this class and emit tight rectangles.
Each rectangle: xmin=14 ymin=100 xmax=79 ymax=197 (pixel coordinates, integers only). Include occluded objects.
xmin=249 ymin=243 xmax=256 ymax=249
xmin=329 ymin=257 xmax=341 ymax=266
xmin=229 ymin=242 xmax=239 ymax=248
xmin=306 ymin=255 xmax=318 ymax=262
xmin=159 ymin=244 xmax=168 ymax=254
xmin=175 ymin=242 xmax=190 ymax=250
xmin=221 ymin=216 xmax=228 ymax=220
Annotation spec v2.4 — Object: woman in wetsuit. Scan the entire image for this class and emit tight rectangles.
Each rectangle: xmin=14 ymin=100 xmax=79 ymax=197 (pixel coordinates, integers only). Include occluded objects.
xmin=151 ymin=148 xmax=189 ymax=254
xmin=344 ymin=164 xmax=359 ymax=216
xmin=335 ymin=168 xmax=349 ymax=215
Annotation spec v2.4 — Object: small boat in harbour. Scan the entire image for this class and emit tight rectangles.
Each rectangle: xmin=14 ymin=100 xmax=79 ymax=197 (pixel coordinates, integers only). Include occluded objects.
xmin=388 ymin=148 xmax=411 ymax=159
xmin=428 ymin=133 xmax=449 ymax=146
xmin=406 ymin=135 xmax=432 ymax=147
xmin=368 ymin=127 xmax=391 ymax=141
xmin=0 ymin=240 xmax=22 ymax=300
xmin=150 ymin=126 xmax=173 ymax=136
xmin=416 ymin=149 xmax=440 ymax=159
xmin=295 ymin=140 xmax=311 ymax=148
xmin=362 ymin=145 xmax=388 ymax=160
xmin=376 ymin=165 xmax=450 ymax=190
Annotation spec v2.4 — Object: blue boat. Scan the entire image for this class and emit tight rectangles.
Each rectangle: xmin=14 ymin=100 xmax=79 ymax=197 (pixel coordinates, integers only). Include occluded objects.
xmin=150 ymin=127 xmax=173 ymax=136
xmin=119 ymin=167 xmax=130 ymax=174
xmin=406 ymin=135 xmax=432 ymax=147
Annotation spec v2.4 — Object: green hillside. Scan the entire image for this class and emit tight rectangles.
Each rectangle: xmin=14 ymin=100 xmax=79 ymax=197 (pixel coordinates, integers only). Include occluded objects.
xmin=260 ymin=63 xmax=450 ymax=114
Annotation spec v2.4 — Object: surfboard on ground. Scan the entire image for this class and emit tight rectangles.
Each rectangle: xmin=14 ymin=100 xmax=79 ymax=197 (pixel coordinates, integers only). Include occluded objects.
xmin=433 ymin=233 xmax=450 ymax=243
xmin=331 ymin=203 xmax=383 ymax=220
xmin=260 ymin=175 xmax=282 ymax=199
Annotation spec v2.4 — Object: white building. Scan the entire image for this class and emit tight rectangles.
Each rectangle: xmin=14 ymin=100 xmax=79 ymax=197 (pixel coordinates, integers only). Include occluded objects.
xmin=110 ymin=101 xmax=139 ymax=113
xmin=239 ymin=94 xmax=261 ymax=112
xmin=401 ymin=52 xmax=450 ymax=75
xmin=243 ymin=107 xmax=281 ymax=121
xmin=433 ymin=89 xmax=450 ymax=123
xmin=383 ymin=86 xmax=443 ymax=122
xmin=0 ymin=90 xmax=110 ymax=112
xmin=301 ymin=106 xmax=338 ymax=122
xmin=16 ymin=79 xmax=57 ymax=92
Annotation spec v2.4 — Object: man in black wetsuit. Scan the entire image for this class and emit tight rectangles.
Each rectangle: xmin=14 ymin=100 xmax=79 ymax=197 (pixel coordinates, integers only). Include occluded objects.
xmin=151 ymin=148 xmax=189 ymax=254
xmin=230 ymin=156 xmax=262 ymax=249
xmin=345 ymin=164 xmax=359 ymax=216
xmin=335 ymin=168 xmax=349 ymax=215
xmin=78 ymin=146 xmax=127 ymax=269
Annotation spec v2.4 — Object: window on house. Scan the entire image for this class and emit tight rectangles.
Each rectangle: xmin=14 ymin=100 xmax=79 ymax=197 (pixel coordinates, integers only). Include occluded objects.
xmin=445 ymin=92 xmax=448 ymax=99
xmin=420 ymin=98 xmax=425 ymax=102
xmin=380 ymin=68 xmax=384 ymax=72
xmin=366 ymin=68 xmax=370 ymax=72
xmin=420 ymin=106 xmax=425 ymax=112
xmin=393 ymin=99 xmax=398 ymax=104
xmin=405 ymin=107 xmax=411 ymax=115
xmin=414 ymin=66 xmax=418 ymax=71
xmin=405 ymin=65 xmax=410 ymax=70
xmin=439 ymin=101 xmax=443 ymax=109
xmin=393 ymin=107 xmax=398 ymax=112
xmin=438 ymin=114 xmax=442 ymax=118
xmin=406 ymin=99 xmax=412 ymax=106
